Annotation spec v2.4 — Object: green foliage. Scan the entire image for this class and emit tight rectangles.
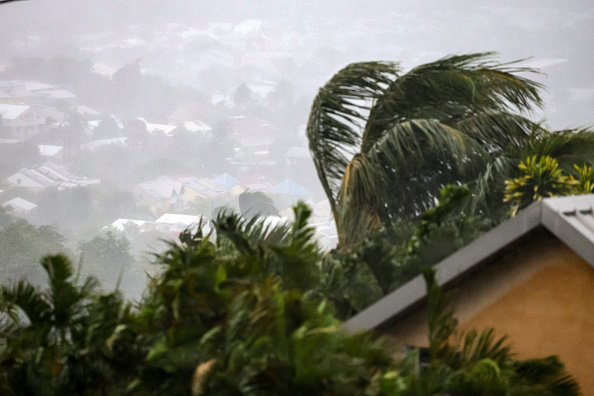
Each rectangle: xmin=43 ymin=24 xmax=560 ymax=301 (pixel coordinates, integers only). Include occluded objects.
xmin=573 ymin=164 xmax=594 ymax=194
xmin=0 ymin=204 xmax=582 ymax=395
xmin=504 ymin=155 xmax=575 ymax=214
xmin=125 ymin=203 xmax=396 ymax=395
xmin=238 ymin=190 xmax=280 ymax=218
xmin=0 ymin=254 xmax=131 ymax=395
xmin=504 ymin=155 xmax=594 ymax=215
xmin=77 ymin=231 xmax=135 ymax=292
xmin=0 ymin=219 xmax=67 ymax=285
xmin=307 ymin=52 xmax=544 ymax=247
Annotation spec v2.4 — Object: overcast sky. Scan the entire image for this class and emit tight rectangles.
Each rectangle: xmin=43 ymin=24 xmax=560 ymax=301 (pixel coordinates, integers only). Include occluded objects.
xmin=1 ymin=0 xmax=593 ymax=128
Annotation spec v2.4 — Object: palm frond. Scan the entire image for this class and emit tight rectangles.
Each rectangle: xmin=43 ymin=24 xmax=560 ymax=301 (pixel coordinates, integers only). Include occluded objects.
xmin=1 ymin=280 xmax=51 ymax=327
xmin=361 ymin=52 xmax=543 ymax=152
xmin=306 ymin=61 xmax=400 ymax=213
xmin=512 ymin=356 xmax=581 ymax=395
xmin=460 ymin=328 xmax=511 ymax=367
xmin=464 ymin=154 xmax=517 ymax=220
xmin=362 ymin=119 xmax=489 ymax=220
xmin=454 ymin=112 xmax=537 ymax=152
xmin=523 ymin=128 xmax=594 ymax=171
xmin=422 ymin=269 xmax=458 ymax=362
xmin=213 ymin=210 xmax=293 ymax=255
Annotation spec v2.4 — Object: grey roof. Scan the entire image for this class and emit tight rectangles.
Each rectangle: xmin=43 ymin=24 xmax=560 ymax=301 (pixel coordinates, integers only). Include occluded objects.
xmin=342 ymin=194 xmax=594 ymax=332
xmin=2 ymin=197 xmax=37 ymax=212
xmin=7 ymin=162 xmax=100 ymax=189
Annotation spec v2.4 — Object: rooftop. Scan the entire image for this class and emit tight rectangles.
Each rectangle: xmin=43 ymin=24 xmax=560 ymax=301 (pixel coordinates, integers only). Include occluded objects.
xmin=343 ymin=194 xmax=594 ymax=332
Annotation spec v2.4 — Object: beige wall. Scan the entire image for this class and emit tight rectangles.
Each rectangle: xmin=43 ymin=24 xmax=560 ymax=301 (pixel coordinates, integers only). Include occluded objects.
xmin=384 ymin=233 xmax=594 ymax=395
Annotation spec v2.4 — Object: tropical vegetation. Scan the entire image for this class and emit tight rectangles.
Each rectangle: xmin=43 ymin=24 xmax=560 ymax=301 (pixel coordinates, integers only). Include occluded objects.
xmin=504 ymin=155 xmax=594 ymax=214
xmin=306 ymin=52 xmax=594 ymax=248
xmin=1 ymin=51 xmax=591 ymax=395
xmin=0 ymin=204 xmax=580 ymax=395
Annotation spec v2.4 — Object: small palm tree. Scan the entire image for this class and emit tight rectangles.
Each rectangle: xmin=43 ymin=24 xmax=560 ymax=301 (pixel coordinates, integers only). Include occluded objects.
xmin=0 ymin=255 xmax=129 ymax=395
xmin=504 ymin=155 xmax=576 ymax=215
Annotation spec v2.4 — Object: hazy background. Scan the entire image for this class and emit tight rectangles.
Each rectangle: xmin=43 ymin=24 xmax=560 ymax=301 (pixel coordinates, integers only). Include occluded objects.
xmin=1 ymin=0 xmax=593 ymax=297
xmin=1 ymin=0 xmax=593 ymax=128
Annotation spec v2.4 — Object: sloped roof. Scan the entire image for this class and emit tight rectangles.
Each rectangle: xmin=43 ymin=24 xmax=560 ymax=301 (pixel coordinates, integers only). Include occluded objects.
xmin=0 ymin=104 xmax=29 ymax=120
xmin=109 ymin=218 xmax=146 ymax=231
xmin=38 ymin=145 xmax=63 ymax=157
xmin=155 ymin=213 xmax=201 ymax=226
xmin=23 ymin=81 xmax=54 ymax=91
xmin=40 ymin=89 xmax=77 ymax=99
xmin=7 ymin=161 xmax=99 ymax=189
xmin=138 ymin=118 xmax=177 ymax=135
xmin=183 ymin=120 xmax=212 ymax=133
xmin=273 ymin=179 xmax=311 ymax=197
xmin=2 ymin=197 xmax=37 ymax=212
xmin=186 ymin=179 xmax=226 ymax=199
xmin=212 ymin=173 xmax=239 ymax=190
xmin=343 ymin=194 xmax=594 ymax=332
xmin=32 ymin=105 xmax=65 ymax=122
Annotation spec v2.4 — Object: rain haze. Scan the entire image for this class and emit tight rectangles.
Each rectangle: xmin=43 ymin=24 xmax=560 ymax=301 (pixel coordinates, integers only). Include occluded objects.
xmin=1 ymin=0 xmax=593 ymax=297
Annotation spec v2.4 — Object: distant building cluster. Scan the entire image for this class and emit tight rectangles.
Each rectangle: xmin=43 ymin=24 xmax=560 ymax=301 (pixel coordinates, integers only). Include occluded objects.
xmin=0 ymin=74 xmax=336 ymax=249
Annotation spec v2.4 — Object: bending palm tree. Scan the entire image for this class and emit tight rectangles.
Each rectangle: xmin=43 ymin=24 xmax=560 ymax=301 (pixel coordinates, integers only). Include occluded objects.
xmin=307 ymin=52 xmax=546 ymax=248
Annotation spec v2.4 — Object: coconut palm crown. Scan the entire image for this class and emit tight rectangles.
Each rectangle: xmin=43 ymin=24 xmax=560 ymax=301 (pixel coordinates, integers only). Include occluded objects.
xmin=306 ymin=52 xmax=545 ymax=247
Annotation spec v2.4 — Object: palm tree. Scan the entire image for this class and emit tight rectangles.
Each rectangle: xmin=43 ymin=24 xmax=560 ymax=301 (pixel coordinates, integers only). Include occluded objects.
xmin=0 ymin=255 xmax=129 ymax=395
xmin=306 ymin=52 xmax=545 ymax=248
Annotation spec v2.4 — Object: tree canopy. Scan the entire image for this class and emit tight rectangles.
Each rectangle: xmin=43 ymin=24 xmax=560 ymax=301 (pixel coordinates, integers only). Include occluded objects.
xmin=306 ymin=52 xmax=594 ymax=248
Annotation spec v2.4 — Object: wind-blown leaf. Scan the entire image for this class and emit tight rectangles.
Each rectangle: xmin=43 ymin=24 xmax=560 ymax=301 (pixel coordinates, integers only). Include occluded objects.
xmin=306 ymin=61 xmax=400 ymax=214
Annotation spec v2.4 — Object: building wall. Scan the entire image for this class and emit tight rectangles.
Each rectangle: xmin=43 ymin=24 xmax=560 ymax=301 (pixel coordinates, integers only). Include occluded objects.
xmin=383 ymin=234 xmax=594 ymax=394
xmin=4 ymin=109 xmax=47 ymax=140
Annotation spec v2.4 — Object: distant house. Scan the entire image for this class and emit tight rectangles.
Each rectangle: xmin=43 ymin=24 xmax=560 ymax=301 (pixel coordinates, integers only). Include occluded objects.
xmin=107 ymin=218 xmax=147 ymax=233
xmin=103 ymin=219 xmax=148 ymax=239
xmin=2 ymin=197 xmax=37 ymax=215
xmin=234 ymin=19 xmax=263 ymax=35
xmin=81 ymin=137 xmax=127 ymax=152
xmin=180 ymin=120 xmax=213 ymax=138
xmin=32 ymin=105 xmax=66 ymax=124
xmin=238 ymin=176 xmax=274 ymax=194
xmin=154 ymin=213 xmax=205 ymax=241
xmin=136 ymin=176 xmax=184 ymax=213
xmin=211 ymin=172 xmax=239 ymax=191
xmin=314 ymin=222 xmax=339 ymax=251
xmin=38 ymin=145 xmax=64 ymax=159
xmin=137 ymin=118 xmax=177 ymax=136
xmin=183 ymin=178 xmax=229 ymax=213
xmin=0 ymin=80 xmax=33 ymax=104
xmin=38 ymin=89 xmax=77 ymax=107
xmin=343 ymin=194 xmax=594 ymax=395
xmin=75 ymin=105 xmax=101 ymax=118
xmin=7 ymin=162 xmax=100 ymax=190
xmin=229 ymin=116 xmax=275 ymax=154
xmin=274 ymin=178 xmax=312 ymax=202
xmin=0 ymin=104 xmax=48 ymax=140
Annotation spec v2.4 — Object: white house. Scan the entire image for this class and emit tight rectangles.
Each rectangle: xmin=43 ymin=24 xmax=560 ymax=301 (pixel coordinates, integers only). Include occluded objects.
xmin=0 ymin=104 xmax=48 ymax=140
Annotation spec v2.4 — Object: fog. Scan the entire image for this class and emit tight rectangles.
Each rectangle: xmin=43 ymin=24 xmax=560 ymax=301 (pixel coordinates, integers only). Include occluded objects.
xmin=1 ymin=0 xmax=593 ymax=297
